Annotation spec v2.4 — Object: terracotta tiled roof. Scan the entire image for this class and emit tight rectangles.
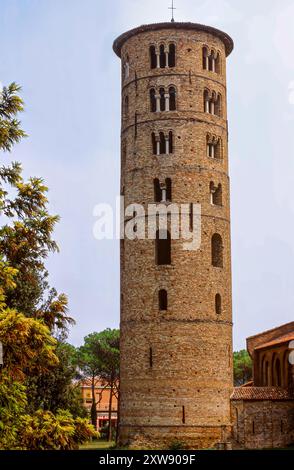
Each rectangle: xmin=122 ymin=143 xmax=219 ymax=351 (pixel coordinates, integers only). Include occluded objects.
xmin=231 ymin=387 xmax=294 ymax=401
xmin=255 ymin=332 xmax=294 ymax=350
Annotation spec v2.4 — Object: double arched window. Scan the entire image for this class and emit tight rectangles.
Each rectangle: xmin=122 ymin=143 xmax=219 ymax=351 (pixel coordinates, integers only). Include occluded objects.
xmin=150 ymin=43 xmax=176 ymax=69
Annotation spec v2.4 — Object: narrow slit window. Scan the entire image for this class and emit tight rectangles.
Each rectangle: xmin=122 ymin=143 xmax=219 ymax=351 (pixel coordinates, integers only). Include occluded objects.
xmin=159 ymin=289 xmax=168 ymax=310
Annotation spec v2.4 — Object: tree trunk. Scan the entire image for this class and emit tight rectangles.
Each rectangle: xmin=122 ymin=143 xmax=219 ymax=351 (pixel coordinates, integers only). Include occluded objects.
xmin=90 ymin=373 xmax=97 ymax=430
xmin=115 ymin=382 xmax=120 ymax=445
xmin=107 ymin=380 xmax=113 ymax=442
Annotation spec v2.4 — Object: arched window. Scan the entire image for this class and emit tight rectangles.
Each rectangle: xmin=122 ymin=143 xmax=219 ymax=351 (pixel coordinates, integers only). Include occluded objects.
xmin=202 ymin=47 xmax=209 ymax=70
xmin=215 ymin=94 xmax=222 ymax=117
xmin=124 ymin=95 xmax=129 ymax=116
xmin=152 ymin=132 xmax=157 ymax=154
xmin=211 ymin=234 xmax=223 ymax=268
xmin=166 ymin=178 xmax=172 ymax=201
xmin=169 ymin=87 xmax=176 ymax=111
xmin=150 ymin=45 xmax=157 ymax=69
xmin=215 ymin=53 xmax=221 ymax=74
xmin=168 ymin=131 xmax=173 ymax=154
xmin=204 ymin=90 xmax=210 ymax=113
xmin=275 ymin=358 xmax=282 ymax=387
xmin=159 ymin=289 xmax=168 ymax=310
xmin=215 ymin=294 xmax=221 ymax=314
xmin=168 ymin=43 xmax=176 ymax=67
xmin=265 ymin=361 xmax=269 ymax=386
xmin=156 ymin=229 xmax=171 ymax=265
xmin=215 ymin=138 xmax=222 ymax=159
xmin=159 ymin=132 xmax=166 ymax=154
xmin=210 ymin=182 xmax=222 ymax=206
xmin=159 ymin=44 xmax=166 ymax=68
xmin=159 ymin=87 xmax=165 ymax=111
xmin=150 ymin=88 xmax=156 ymax=112
xmin=154 ymin=178 xmax=161 ymax=202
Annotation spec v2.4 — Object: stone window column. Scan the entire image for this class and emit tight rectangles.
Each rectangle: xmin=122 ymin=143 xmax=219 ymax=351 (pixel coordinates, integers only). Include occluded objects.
xmin=210 ymin=187 xmax=216 ymax=205
xmin=165 ymin=136 xmax=170 ymax=154
xmin=164 ymin=93 xmax=170 ymax=111
xmin=211 ymin=143 xmax=215 ymax=158
xmin=210 ymin=100 xmax=215 ymax=115
xmin=205 ymin=97 xmax=210 ymax=113
xmin=156 ymin=50 xmax=160 ymax=68
xmin=156 ymin=135 xmax=160 ymax=155
xmin=211 ymin=54 xmax=216 ymax=72
xmin=205 ymin=54 xmax=209 ymax=70
xmin=165 ymin=46 xmax=169 ymax=68
xmin=155 ymin=94 xmax=161 ymax=112
xmin=160 ymin=182 xmax=167 ymax=202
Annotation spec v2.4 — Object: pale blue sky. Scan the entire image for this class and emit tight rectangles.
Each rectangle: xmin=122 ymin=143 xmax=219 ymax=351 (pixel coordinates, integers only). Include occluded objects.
xmin=1 ymin=0 xmax=294 ymax=350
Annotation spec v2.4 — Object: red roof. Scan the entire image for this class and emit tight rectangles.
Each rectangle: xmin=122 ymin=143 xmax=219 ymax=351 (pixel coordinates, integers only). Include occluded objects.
xmin=255 ymin=332 xmax=294 ymax=350
xmin=231 ymin=387 xmax=294 ymax=401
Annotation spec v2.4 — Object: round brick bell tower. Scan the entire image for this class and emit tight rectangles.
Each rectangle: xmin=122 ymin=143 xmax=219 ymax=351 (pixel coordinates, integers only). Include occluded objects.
xmin=113 ymin=22 xmax=234 ymax=449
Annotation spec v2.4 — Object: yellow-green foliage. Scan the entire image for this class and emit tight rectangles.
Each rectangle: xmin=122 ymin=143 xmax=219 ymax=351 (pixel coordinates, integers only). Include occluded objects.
xmin=0 ymin=373 xmax=98 ymax=450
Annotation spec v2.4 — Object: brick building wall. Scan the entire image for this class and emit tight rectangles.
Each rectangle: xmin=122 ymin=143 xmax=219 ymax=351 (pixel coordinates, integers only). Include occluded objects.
xmin=231 ymin=396 xmax=294 ymax=449
xmin=113 ymin=22 xmax=234 ymax=449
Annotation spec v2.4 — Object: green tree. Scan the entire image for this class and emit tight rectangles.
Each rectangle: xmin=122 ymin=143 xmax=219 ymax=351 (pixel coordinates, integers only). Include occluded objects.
xmin=27 ymin=342 xmax=87 ymax=418
xmin=0 ymin=82 xmax=96 ymax=449
xmin=233 ymin=350 xmax=253 ymax=386
xmin=77 ymin=329 xmax=120 ymax=440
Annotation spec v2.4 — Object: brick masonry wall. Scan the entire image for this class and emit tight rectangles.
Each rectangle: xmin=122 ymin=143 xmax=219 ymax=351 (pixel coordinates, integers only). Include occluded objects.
xmin=116 ymin=25 xmax=233 ymax=449
xmin=231 ymin=400 xmax=294 ymax=449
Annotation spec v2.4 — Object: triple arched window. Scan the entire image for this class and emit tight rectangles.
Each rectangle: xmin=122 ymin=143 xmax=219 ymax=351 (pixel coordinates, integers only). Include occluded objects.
xmin=150 ymin=43 xmax=176 ymax=69
xmin=204 ymin=90 xmax=222 ymax=117
xmin=150 ymin=86 xmax=176 ymax=112
xmin=152 ymin=131 xmax=173 ymax=155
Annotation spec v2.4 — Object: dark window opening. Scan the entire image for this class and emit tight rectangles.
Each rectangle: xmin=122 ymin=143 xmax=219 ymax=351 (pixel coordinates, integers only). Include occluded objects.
xmin=168 ymin=131 xmax=173 ymax=154
xmin=211 ymin=234 xmax=223 ymax=268
xmin=189 ymin=202 xmax=193 ymax=230
xmin=166 ymin=178 xmax=172 ymax=201
xmin=169 ymin=87 xmax=176 ymax=111
xmin=159 ymin=289 xmax=168 ymax=310
xmin=150 ymin=45 xmax=157 ymax=69
xmin=150 ymin=88 xmax=156 ymax=112
xmin=154 ymin=178 xmax=161 ymax=202
xmin=149 ymin=347 xmax=153 ymax=367
xmin=152 ymin=133 xmax=157 ymax=154
xmin=215 ymin=294 xmax=222 ymax=315
xmin=169 ymin=44 xmax=176 ymax=67
xmin=156 ymin=229 xmax=171 ymax=265
xmin=182 ymin=405 xmax=186 ymax=424
xmin=159 ymin=44 xmax=166 ymax=68
xmin=159 ymin=87 xmax=165 ymax=111
xmin=160 ymin=132 xmax=166 ymax=154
